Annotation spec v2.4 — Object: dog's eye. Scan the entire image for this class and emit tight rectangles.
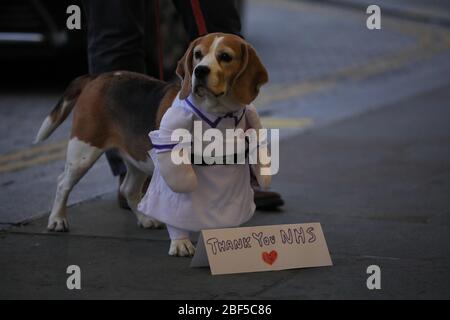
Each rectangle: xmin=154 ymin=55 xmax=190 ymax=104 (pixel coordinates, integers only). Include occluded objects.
xmin=194 ymin=51 xmax=203 ymax=60
xmin=219 ymin=52 xmax=232 ymax=62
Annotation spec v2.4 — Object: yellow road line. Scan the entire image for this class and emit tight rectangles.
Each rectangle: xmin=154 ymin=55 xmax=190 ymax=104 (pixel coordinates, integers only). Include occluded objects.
xmin=0 ymin=117 xmax=315 ymax=173
xmin=256 ymin=33 xmax=450 ymax=108
xmin=255 ymin=79 xmax=335 ymax=109
xmin=253 ymin=0 xmax=450 ymax=109
xmin=0 ymin=148 xmax=66 ymax=174
xmin=261 ymin=117 xmax=314 ymax=129
xmin=0 ymin=139 xmax=67 ymax=165
xmin=0 ymin=117 xmax=314 ymax=173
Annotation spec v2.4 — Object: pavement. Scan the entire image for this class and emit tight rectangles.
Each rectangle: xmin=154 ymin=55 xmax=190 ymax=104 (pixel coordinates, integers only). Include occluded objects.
xmin=1 ymin=0 xmax=450 ymax=299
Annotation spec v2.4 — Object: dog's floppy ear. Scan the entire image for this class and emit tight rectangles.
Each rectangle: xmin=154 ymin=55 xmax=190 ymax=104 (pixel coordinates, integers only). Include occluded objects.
xmin=232 ymin=43 xmax=268 ymax=105
xmin=176 ymin=39 xmax=199 ymax=100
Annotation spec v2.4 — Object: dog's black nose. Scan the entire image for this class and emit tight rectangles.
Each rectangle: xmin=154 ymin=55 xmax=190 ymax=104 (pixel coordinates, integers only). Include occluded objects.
xmin=194 ymin=65 xmax=210 ymax=79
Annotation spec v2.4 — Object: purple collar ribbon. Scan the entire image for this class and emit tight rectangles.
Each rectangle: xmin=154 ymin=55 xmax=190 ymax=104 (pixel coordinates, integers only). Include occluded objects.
xmin=185 ymin=98 xmax=245 ymax=128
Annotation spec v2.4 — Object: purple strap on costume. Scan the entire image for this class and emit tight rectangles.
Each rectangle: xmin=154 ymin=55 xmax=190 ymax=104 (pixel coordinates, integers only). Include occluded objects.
xmin=152 ymin=143 xmax=178 ymax=150
xmin=185 ymin=98 xmax=245 ymax=128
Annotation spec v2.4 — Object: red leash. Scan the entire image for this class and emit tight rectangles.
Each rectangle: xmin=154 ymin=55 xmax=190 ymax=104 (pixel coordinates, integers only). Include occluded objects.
xmin=190 ymin=0 xmax=208 ymax=35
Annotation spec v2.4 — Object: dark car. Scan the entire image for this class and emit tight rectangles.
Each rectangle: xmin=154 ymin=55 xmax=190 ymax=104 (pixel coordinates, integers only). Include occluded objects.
xmin=0 ymin=0 xmax=244 ymax=84
xmin=0 ymin=0 xmax=86 ymax=59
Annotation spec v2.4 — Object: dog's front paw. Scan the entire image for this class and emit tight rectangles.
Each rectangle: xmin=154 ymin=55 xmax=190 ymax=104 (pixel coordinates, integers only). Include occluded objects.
xmin=137 ymin=213 xmax=163 ymax=229
xmin=47 ymin=215 xmax=69 ymax=232
xmin=169 ymin=239 xmax=196 ymax=257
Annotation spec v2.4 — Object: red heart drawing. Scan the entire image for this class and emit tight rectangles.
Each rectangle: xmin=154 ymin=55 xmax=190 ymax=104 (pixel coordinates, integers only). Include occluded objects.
xmin=262 ymin=250 xmax=278 ymax=265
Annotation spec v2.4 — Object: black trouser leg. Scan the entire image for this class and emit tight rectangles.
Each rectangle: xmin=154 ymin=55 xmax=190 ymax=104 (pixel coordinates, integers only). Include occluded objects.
xmin=83 ymin=0 xmax=150 ymax=74
xmin=172 ymin=0 xmax=242 ymax=40
xmin=83 ymin=0 xmax=154 ymax=176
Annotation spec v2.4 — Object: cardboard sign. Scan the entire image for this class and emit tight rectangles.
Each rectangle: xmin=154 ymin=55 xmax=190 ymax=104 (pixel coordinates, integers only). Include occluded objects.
xmin=191 ymin=223 xmax=332 ymax=275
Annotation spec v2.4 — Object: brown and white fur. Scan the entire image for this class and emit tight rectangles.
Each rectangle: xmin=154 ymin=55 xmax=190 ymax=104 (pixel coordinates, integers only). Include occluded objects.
xmin=35 ymin=33 xmax=268 ymax=256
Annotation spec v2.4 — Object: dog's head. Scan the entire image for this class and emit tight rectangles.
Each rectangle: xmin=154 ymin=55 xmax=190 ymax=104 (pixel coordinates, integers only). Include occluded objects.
xmin=176 ymin=33 xmax=268 ymax=107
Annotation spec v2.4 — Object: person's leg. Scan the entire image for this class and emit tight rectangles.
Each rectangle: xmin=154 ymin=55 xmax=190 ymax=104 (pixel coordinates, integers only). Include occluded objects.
xmin=83 ymin=0 xmax=150 ymax=177
xmin=172 ymin=0 xmax=242 ymax=40
xmin=84 ymin=0 xmax=149 ymax=74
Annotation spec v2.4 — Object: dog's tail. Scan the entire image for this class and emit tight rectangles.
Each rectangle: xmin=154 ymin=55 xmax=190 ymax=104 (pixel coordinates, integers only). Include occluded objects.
xmin=34 ymin=74 xmax=95 ymax=143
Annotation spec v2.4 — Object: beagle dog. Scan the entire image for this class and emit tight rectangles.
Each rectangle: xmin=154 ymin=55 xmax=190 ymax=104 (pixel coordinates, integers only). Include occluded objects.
xmin=35 ymin=33 xmax=268 ymax=255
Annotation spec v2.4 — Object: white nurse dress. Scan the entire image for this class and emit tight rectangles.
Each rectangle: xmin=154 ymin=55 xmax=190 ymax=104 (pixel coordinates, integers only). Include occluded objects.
xmin=137 ymin=94 xmax=261 ymax=239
